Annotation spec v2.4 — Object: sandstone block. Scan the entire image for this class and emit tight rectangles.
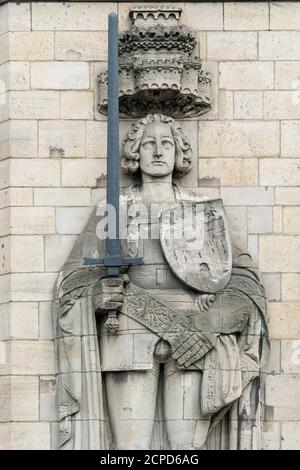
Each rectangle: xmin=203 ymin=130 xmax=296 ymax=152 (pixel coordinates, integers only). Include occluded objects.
xmin=220 ymin=187 xmax=274 ymax=206
xmin=225 ymin=206 xmax=248 ymax=247
xmin=10 ymin=302 xmax=39 ymax=340
xmin=220 ymin=62 xmax=273 ymax=90
xmin=10 ymin=273 xmax=57 ymax=302
xmin=0 ymin=61 xmax=30 ymax=91
xmin=34 ymin=188 xmax=90 ymax=207
xmin=273 ymin=206 xmax=283 ymax=233
xmin=61 ymin=91 xmax=93 ymax=119
xmin=275 ymin=62 xmax=300 ymax=89
xmin=270 ymin=2 xmax=300 ymax=30
xmin=10 ymin=340 xmax=55 ymax=375
xmin=218 ymin=91 xmax=233 ymax=120
xmin=282 ymin=274 xmax=300 ymax=301
xmin=207 ymin=32 xmax=257 ymax=60
xmin=199 ymin=121 xmax=279 ymax=157
xmin=10 ymin=376 xmax=39 ymax=421
xmin=10 ymin=207 xmax=55 ymax=235
xmin=0 ymin=208 xmax=9 ymax=237
xmin=266 ymin=339 xmax=281 ymax=375
xmin=283 ymin=207 xmax=300 ymax=234
xmin=234 ymin=92 xmax=263 ymax=120
xmin=39 ymin=120 xmax=85 ymax=158
xmin=31 ymin=62 xmax=89 ymax=90
xmin=281 ymin=340 xmax=300 ymax=374
xmin=199 ymin=158 xmax=258 ymax=187
xmin=8 ymin=188 xmax=32 ymax=207
xmin=260 ymin=236 xmax=300 ymax=272
xmin=0 ymin=236 xmax=9 ymax=275
xmin=0 ymin=3 xmax=31 ymax=34
xmin=282 ymin=422 xmax=300 ymax=450
xmin=275 ymin=187 xmax=300 ymax=205
xmin=32 ymin=2 xmax=117 ymax=30
xmin=264 ymin=91 xmax=300 ymax=119
xmin=55 ymin=32 xmax=108 ymax=61
xmin=224 ymin=2 xmax=269 ymax=30
xmin=248 ymin=206 xmax=273 ymax=234
xmin=281 ymin=121 xmax=300 ymax=157
xmin=269 ymin=302 xmax=300 ymax=339
xmin=0 ymin=121 xmax=38 ymax=159
xmin=86 ymin=121 xmax=107 ymax=158
xmin=9 ymin=91 xmax=60 ymax=120
xmin=45 ymin=235 xmax=77 ymax=272
xmin=10 ymin=422 xmax=50 ymax=450
xmin=56 ymin=207 xmax=93 ymax=235
xmin=0 ymin=159 xmax=9 ymax=189
xmin=39 ymin=302 xmax=54 ymax=340
xmin=9 ymin=31 xmax=54 ymax=61
xmin=265 ymin=374 xmax=300 ymax=420
xmin=260 ymin=159 xmax=300 ymax=186
xmin=10 ymin=236 xmax=44 ymax=273
xmin=10 ymin=159 xmax=60 ymax=187
xmin=259 ymin=32 xmax=300 ymax=60
xmin=40 ymin=376 xmax=57 ymax=421
xmin=247 ymin=234 xmax=258 ymax=264
xmin=61 ymin=159 xmax=106 ymax=187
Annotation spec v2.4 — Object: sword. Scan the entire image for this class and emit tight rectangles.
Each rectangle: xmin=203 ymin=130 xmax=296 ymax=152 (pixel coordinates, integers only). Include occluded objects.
xmin=84 ymin=12 xmax=143 ymax=334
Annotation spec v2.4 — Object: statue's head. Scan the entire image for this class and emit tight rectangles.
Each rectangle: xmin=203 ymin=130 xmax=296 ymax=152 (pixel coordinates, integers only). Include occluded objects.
xmin=121 ymin=114 xmax=193 ymax=179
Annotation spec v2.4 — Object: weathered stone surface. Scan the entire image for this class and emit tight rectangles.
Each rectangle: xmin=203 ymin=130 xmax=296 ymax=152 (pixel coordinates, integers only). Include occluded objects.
xmin=275 ymin=62 xmax=300 ymax=90
xmin=207 ymin=32 xmax=257 ymax=60
xmin=10 ymin=340 xmax=55 ymax=375
xmin=0 ymin=61 xmax=30 ymax=91
xmin=45 ymin=235 xmax=77 ymax=272
xmin=0 ymin=236 xmax=9 ymax=275
xmin=262 ymin=421 xmax=281 ymax=450
xmin=10 ymin=302 xmax=39 ymax=340
xmin=86 ymin=121 xmax=107 ymax=159
xmin=199 ymin=158 xmax=258 ymax=186
xmin=264 ymin=91 xmax=300 ymax=120
xmin=266 ymin=339 xmax=281 ymax=375
xmin=0 ymin=159 xmax=9 ymax=189
xmin=0 ymin=3 xmax=31 ymax=34
xmin=281 ymin=121 xmax=300 ymax=158
xmin=10 ymin=273 xmax=57 ymax=302
xmin=224 ymin=2 xmax=269 ymax=30
xmin=265 ymin=374 xmax=300 ymax=420
xmin=282 ymin=274 xmax=300 ymax=301
xmin=234 ymin=92 xmax=263 ymax=120
xmin=0 ymin=121 xmax=38 ymax=159
xmin=269 ymin=302 xmax=300 ymax=339
xmin=61 ymin=159 xmax=106 ymax=187
xmin=259 ymin=32 xmax=300 ymax=60
xmin=273 ymin=206 xmax=283 ymax=233
xmin=32 ymin=2 xmax=117 ymax=31
xmin=225 ymin=206 xmax=248 ymax=247
xmin=220 ymin=187 xmax=274 ymax=206
xmin=31 ymin=62 xmax=89 ymax=90
xmin=55 ymin=32 xmax=108 ymax=61
xmin=260 ymin=236 xmax=300 ymax=272
xmin=10 ymin=376 xmax=39 ymax=421
xmin=39 ymin=120 xmax=85 ymax=158
xmin=40 ymin=376 xmax=57 ymax=421
xmin=56 ymin=207 xmax=93 ymax=235
xmin=275 ymin=187 xmax=300 ymax=205
xmin=248 ymin=206 xmax=273 ymax=234
xmin=39 ymin=302 xmax=54 ymax=340
xmin=9 ymin=91 xmax=60 ymax=120
xmin=10 ymin=207 xmax=55 ymax=235
xmin=198 ymin=121 xmax=279 ymax=158
xmin=34 ymin=188 xmax=90 ymax=207
xmin=220 ymin=62 xmax=273 ymax=90
xmin=9 ymin=32 xmax=54 ymax=61
xmin=10 ymin=159 xmax=60 ymax=187
xmin=2 ymin=422 xmax=50 ymax=450
xmin=282 ymin=422 xmax=300 ymax=450
xmin=218 ymin=91 xmax=233 ymax=120
xmin=261 ymin=159 xmax=300 ymax=187
xmin=10 ymin=236 xmax=44 ymax=273
xmin=0 ymin=208 xmax=9 ymax=237
xmin=61 ymin=91 xmax=93 ymax=119
xmin=283 ymin=207 xmax=300 ymax=234
xmin=281 ymin=340 xmax=300 ymax=374
xmin=270 ymin=2 xmax=300 ymax=30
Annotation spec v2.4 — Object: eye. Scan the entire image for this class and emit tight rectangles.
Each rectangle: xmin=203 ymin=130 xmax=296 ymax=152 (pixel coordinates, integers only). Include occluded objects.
xmin=162 ymin=140 xmax=173 ymax=149
xmin=142 ymin=141 xmax=154 ymax=150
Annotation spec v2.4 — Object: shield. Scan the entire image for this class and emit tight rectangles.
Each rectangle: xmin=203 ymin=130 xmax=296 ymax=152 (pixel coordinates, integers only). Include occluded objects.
xmin=160 ymin=199 xmax=232 ymax=293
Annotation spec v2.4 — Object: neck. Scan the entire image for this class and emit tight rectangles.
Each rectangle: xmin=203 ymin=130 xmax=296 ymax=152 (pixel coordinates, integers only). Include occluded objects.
xmin=140 ymin=174 xmax=175 ymax=202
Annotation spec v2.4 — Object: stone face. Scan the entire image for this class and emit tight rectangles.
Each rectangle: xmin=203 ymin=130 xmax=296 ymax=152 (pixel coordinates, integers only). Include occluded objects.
xmin=224 ymin=2 xmax=269 ymax=30
xmin=199 ymin=158 xmax=258 ymax=186
xmin=260 ymin=236 xmax=300 ymax=272
xmin=198 ymin=121 xmax=279 ymax=158
xmin=31 ymin=62 xmax=89 ymax=90
xmin=55 ymin=32 xmax=108 ymax=61
xmin=39 ymin=120 xmax=85 ymax=158
xmin=207 ymin=32 xmax=257 ymax=60
xmin=220 ymin=62 xmax=274 ymax=90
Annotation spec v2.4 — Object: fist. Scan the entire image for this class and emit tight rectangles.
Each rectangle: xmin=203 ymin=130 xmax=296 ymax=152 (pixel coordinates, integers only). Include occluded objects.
xmin=197 ymin=293 xmax=216 ymax=312
xmin=95 ymin=275 xmax=128 ymax=312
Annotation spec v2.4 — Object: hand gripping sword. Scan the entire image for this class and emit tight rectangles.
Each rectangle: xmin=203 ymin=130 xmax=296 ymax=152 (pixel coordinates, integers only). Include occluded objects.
xmin=83 ymin=12 xmax=143 ymax=334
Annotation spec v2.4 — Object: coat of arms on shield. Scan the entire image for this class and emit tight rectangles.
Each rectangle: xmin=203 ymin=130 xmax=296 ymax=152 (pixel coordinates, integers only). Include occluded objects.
xmin=160 ymin=199 xmax=232 ymax=293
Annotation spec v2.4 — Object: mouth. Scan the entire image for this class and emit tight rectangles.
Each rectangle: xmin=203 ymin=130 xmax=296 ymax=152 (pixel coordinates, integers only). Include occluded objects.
xmin=151 ymin=161 xmax=165 ymax=165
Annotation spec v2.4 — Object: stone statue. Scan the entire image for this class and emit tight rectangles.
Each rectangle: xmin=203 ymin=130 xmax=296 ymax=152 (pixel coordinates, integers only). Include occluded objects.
xmin=53 ymin=114 xmax=269 ymax=450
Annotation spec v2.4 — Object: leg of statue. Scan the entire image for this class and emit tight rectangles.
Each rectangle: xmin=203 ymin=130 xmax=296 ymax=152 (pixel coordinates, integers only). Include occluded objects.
xmin=163 ymin=359 xmax=210 ymax=450
xmin=105 ymin=362 xmax=160 ymax=450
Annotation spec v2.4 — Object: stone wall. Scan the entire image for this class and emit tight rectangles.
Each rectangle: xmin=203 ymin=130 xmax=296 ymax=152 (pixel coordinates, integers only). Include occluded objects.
xmin=0 ymin=1 xmax=299 ymax=449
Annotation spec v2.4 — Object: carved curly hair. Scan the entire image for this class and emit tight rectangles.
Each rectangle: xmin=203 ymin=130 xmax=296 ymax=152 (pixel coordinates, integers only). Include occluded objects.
xmin=121 ymin=114 xmax=193 ymax=179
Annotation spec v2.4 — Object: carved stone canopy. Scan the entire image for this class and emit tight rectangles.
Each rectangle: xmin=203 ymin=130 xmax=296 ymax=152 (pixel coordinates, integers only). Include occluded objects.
xmin=98 ymin=7 xmax=212 ymax=119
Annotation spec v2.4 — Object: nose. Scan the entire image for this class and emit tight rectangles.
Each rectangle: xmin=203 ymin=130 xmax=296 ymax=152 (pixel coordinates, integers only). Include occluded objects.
xmin=153 ymin=140 xmax=163 ymax=159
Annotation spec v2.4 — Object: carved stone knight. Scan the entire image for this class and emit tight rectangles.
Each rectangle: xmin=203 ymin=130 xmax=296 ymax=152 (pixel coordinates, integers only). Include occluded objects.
xmin=53 ymin=114 xmax=269 ymax=450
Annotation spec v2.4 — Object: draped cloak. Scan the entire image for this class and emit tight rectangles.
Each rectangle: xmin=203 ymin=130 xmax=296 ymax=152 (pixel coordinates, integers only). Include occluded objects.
xmin=53 ymin=185 xmax=269 ymax=450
